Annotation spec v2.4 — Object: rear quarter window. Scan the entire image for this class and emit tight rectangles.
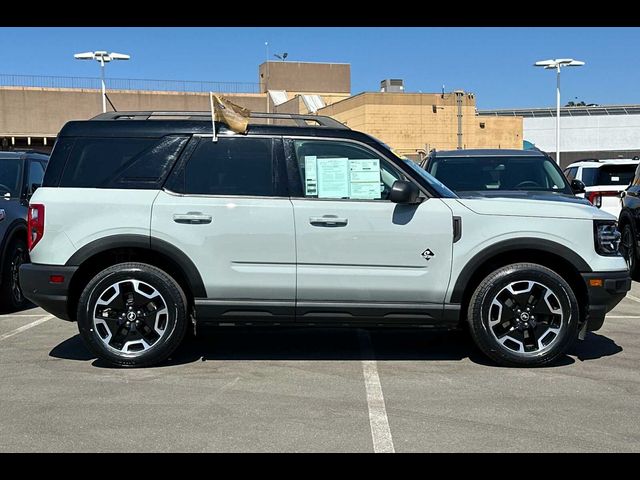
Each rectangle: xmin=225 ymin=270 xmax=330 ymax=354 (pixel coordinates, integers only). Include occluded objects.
xmin=57 ymin=136 xmax=188 ymax=189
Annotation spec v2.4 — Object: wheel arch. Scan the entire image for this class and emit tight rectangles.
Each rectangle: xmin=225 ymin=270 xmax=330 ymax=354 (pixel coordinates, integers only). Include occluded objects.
xmin=618 ymin=208 xmax=634 ymax=227
xmin=451 ymin=239 xmax=590 ymax=324
xmin=65 ymin=235 xmax=206 ymax=321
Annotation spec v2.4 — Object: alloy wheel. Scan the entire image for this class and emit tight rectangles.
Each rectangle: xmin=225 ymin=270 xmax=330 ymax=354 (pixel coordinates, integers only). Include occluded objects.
xmin=93 ymin=279 xmax=169 ymax=356
xmin=621 ymin=225 xmax=635 ymax=271
xmin=487 ymin=280 xmax=565 ymax=356
xmin=10 ymin=249 xmax=26 ymax=305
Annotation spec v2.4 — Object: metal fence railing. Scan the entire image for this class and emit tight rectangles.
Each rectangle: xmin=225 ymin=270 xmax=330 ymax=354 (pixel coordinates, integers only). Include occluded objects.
xmin=0 ymin=74 xmax=261 ymax=94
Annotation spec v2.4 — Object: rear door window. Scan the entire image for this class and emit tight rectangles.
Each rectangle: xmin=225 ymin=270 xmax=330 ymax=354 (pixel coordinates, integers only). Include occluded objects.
xmin=170 ymin=137 xmax=283 ymax=197
xmin=27 ymin=160 xmax=45 ymax=192
xmin=581 ymin=165 xmax=636 ymax=186
xmin=59 ymin=136 xmax=188 ymax=189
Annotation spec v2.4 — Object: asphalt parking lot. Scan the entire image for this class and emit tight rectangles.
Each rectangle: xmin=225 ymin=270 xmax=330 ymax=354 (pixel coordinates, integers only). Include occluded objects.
xmin=1 ymin=284 xmax=639 ymax=452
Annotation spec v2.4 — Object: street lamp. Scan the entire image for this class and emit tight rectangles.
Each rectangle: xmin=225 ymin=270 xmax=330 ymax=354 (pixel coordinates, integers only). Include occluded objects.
xmin=534 ymin=58 xmax=585 ymax=165
xmin=74 ymin=50 xmax=130 ymax=113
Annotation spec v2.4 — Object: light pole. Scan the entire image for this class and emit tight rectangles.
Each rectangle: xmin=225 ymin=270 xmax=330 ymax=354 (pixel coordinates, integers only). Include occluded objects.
xmin=534 ymin=58 xmax=585 ymax=165
xmin=74 ymin=51 xmax=131 ymax=113
xmin=264 ymin=42 xmax=270 ymax=113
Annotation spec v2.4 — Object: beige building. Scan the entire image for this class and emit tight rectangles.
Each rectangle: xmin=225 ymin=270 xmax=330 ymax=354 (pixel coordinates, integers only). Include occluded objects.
xmin=0 ymin=61 xmax=522 ymax=158
xmin=314 ymin=92 xmax=522 ymax=159
xmin=266 ymin=62 xmax=523 ymax=160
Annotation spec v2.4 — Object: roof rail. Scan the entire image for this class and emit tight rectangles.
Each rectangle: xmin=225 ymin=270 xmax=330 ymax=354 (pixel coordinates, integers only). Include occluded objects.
xmin=90 ymin=111 xmax=349 ymax=129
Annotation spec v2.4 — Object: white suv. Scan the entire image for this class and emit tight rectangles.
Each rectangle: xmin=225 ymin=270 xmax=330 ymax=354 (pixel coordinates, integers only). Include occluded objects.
xmin=19 ymin=111 xmax=631 ymax=368
xmin=564 ymin=158 xmax=639 ymax=218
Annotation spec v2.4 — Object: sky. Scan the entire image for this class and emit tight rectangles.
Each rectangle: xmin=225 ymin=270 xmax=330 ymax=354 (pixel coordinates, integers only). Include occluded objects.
xmin=1 ymin=27 xmax=639 ymax=110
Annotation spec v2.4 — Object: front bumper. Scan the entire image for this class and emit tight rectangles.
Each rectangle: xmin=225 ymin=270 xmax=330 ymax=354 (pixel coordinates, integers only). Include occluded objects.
xmin=582 ymin=270 xmax=631 ymax=331
xmin=19 ymin=263 xmax=78 ymax=321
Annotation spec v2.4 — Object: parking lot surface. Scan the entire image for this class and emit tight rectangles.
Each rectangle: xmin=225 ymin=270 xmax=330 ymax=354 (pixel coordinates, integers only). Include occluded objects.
xmin=1 ymin=284 xmax=639 ymax=452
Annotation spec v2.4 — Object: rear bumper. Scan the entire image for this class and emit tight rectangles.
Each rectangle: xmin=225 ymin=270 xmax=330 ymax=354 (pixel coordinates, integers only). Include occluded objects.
xmin=19 ymin=263 xmax=77 ymax=321
xmin=582 ymin=270 xmax=631 ymax=331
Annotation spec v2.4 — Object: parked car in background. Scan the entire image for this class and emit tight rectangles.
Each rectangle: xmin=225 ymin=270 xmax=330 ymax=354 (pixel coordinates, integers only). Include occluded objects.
xmin=564 ymin=158 xmax=640 ymax=218
xmin=0 ymin=150 xmax=49 ymax=311
xmin=619 ymin=161 xmax=640 ymax=280
xmin=420 ymin=149 xmax=589 ymax=205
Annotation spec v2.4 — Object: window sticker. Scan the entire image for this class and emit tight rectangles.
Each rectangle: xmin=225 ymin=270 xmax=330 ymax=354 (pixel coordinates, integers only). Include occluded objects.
xmin=611 ymin=176 xmax=620 ymax=182
xmin=316 ymin=157 xmax=350 ymax=198
xmin=304 ymin=156 xmax=318 ymax=196
xmin=305 ymin=156 xmax=383 ymax=199
xmin=349 ymin=159 xmax=381 ymax=199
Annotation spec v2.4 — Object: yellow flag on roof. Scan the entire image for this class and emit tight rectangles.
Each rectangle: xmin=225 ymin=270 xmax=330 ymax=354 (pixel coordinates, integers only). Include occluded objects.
xmin=210 ymin=93 xmax=250 ymax=135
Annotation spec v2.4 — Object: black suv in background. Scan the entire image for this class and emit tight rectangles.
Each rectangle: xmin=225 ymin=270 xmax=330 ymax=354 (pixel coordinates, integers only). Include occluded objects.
xmin=0 ymin=150 xmax=49 ymax=311
xmin=619 ymin=162 xmax=640 ymax=280
xmin=420 ymin=149 xmax=588 ymax=204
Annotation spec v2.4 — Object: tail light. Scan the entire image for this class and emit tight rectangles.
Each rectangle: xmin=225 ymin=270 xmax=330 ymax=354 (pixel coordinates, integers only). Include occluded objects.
xmin=27 ymin=204 xmax=44 ymax=251
xmin=586 ymin=191 xmax=619 ymax=208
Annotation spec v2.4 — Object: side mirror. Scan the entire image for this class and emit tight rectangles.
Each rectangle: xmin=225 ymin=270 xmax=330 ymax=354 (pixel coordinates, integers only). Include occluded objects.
xmin=570 ymin=179 xmax=586 ymax=195
xmin=389 ymin=180 xmax=421 ymax=204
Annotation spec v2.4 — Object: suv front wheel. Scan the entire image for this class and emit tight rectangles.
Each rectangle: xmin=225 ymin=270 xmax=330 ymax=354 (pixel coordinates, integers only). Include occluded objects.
xmin=620 ymin=222 xmax=640 ymax=281
xmin=467 ymin=263 xmax=580 ymax=367
xmin=0 ymin=238 xmax=29 ymax=312
xmin=77 ymin=262 xmax=189 ymax=367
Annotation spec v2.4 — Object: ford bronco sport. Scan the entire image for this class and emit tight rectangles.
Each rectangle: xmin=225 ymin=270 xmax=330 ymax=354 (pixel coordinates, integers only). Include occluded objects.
xmin=19 ymin=111 xmax=631 ymax=367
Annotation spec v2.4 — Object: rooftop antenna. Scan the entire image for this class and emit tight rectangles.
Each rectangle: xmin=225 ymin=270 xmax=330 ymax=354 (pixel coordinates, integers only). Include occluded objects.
xmin=441 ymin=84 xmax=445 ymax=98
xmin=274 ymin=53 xmax=288 ymax=61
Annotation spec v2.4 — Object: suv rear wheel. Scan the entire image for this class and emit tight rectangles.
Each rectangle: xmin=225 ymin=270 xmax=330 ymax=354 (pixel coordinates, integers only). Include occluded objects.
xmin=76 ymin=262 xmax=188 ymax=367
xmin=467 ymin=263 xmax=580 ymax=367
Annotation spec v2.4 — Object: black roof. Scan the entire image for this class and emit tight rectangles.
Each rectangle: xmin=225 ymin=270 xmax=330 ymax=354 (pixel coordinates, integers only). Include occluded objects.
xmin=57 ymin=111 xmax=377 ymax=145
xmin=431 ymin=148 xmax=545 ymax=158
xmin=0 ymin=150 xmax=49 ymax=160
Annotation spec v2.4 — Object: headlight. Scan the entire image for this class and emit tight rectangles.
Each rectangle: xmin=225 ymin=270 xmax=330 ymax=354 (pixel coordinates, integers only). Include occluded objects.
xmin=594 ymin=220 xmax=621 ymax=256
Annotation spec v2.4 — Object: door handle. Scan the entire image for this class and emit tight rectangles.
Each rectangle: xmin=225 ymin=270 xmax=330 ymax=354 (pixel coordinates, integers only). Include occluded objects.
xmin=173 ymin=212 xmax=212 ymax=225
xmin=309 ymin=215 xmax=348 ymax=227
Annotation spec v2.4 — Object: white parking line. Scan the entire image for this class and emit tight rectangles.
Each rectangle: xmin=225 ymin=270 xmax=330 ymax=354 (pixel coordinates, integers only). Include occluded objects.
xmin=358 ymin=330 xmax=395 ymax=453
xmin=624 ymin=293 xmax=640 ymax=304
xmin=606 ymin=315 xmax=640 ymax=319
xmin=0 ymin=315 xmax=54 ymax=342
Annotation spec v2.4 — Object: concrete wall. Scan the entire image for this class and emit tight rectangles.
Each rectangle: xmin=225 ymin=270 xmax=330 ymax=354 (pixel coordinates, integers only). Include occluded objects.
xmin=524 ymin=115 xmax=640 ymax=153
xmin=0 ymin=87 xmax=266 ymax=137
xmin=0 ymin=84 xmax=522 ymax=159
xmin=259 ymin=61 xmax=350 ymax=94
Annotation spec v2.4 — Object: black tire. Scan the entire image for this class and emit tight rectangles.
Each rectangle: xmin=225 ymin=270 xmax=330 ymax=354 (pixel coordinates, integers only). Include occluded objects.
xmin=76 ymin=262 xmax=189 ymax=367
xmin=620 ymin=221 xmax=640 ymax=281
xmin=0 ymin=238 xmax=29 ymax=312
xmin=467 ymin=263 xmax=580 ymax=367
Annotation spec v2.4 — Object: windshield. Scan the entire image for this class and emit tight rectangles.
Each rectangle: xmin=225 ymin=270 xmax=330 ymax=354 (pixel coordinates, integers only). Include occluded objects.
xmin=581 ymin=164 xmax=636 ymax=186
xmin=0 ymin=158 xmax=23 ymax=197
xmin=427 ymin=156 xmax=571 ymax=194
xmin=402 ymin=159 xmax=458 ymax=198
